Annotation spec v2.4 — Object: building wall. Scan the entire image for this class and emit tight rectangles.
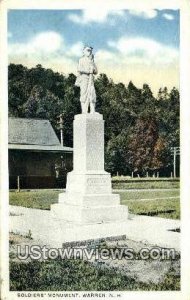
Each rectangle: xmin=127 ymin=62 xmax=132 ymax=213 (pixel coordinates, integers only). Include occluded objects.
xmin=9 ymin=150 xmax=73 ymax=188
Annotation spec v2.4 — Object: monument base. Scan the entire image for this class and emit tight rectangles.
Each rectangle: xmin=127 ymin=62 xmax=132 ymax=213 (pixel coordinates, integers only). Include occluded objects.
xmin=50 ymin=113 xmax=129 ymax=244
xmin=50 ymin=173 xmax=128 ymax=244
xmin=51 ymin=171 xmax=128 ymax=225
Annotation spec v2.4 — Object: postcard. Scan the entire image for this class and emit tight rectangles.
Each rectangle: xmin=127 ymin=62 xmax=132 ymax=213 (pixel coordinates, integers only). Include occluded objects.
xmin=0 ymin=0 xmax=190 ymax=299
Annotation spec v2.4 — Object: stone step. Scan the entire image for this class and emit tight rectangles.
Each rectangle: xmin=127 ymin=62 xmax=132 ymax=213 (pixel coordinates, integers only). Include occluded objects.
xmin=58 ymin=192 xmax=120 ymax=206
xmin=51 ymin=202 xmax=128 ymax=225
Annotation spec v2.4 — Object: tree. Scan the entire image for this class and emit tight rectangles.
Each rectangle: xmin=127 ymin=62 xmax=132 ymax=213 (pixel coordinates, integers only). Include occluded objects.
xmin=8 ymin=63 xmax=180 ymax=176
xmin=23 ymin=85 xmax=60 ymax=121
xmin=105 ymin=132 xmax=130 ymax=175
xmin=127 ymin=117 xmax=159 ymax=174
xmin=152 ymin=137 xmax=170 ymax=170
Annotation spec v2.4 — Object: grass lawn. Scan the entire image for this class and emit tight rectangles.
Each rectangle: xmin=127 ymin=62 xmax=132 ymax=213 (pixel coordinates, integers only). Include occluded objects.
xmin=112 ymin=180 xmax=179 ymax=190
xmin=9 ymin=190 xmax=60 ymax=210
xmin=123 ymin=198 xmax=180 ymax=219
xmin=119 ymin=190 xmax=180 ymax=219
xmin=118 ymin=189 xmax=179 ymax=201
xmin=10 ymin=257 xmax=180 ymax=291
xmin=9 ymin=188 xmax=180 ymax=219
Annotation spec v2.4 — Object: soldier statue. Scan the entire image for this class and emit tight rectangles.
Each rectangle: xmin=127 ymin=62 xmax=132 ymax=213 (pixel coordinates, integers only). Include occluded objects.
xmin=75 ymin=46 xmax=98 ymax=114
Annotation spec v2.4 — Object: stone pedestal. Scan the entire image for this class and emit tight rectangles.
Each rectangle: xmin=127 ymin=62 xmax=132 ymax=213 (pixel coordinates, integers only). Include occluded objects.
xmin=51 ymin=113 xmax=128 ymax=243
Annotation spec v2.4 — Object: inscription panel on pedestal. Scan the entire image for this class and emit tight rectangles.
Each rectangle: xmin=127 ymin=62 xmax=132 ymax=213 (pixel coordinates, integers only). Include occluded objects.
xmin=86 ymin=177 xmax=111 ymax=193
xmin=86 ymin=120 xmax=104 ymax=171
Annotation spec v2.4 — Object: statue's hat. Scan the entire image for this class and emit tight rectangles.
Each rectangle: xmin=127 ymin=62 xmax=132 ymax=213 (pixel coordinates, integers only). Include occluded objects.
xmin=84 ymin=45 xmax=93 ymax=50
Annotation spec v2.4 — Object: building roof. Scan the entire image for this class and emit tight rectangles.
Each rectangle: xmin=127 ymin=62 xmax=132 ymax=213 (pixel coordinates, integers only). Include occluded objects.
xmin=8 ymin=118 xmax=73 ymax=152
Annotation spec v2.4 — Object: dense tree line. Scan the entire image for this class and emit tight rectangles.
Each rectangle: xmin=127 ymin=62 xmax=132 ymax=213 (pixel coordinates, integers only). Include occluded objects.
xmin=8 ymin=63 xmax=180 ymax=176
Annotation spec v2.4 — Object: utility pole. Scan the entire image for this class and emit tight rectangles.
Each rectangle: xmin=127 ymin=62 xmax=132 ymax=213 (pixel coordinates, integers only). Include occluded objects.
xmin=170 ymin=147 xmax=180 ymax=178
xmin=17 ymin=175 xmax=20 ymax=192
xmin=57 ymin=113 xmax=64 ymax=146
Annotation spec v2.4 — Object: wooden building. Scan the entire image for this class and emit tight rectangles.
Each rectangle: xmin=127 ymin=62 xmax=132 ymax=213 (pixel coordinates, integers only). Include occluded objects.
xmin=9 ymin=118 xmax=73 ymax=189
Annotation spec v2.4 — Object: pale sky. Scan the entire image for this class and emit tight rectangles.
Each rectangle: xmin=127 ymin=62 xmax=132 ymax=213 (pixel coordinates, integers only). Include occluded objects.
xmin=8 ymin=9 xmax=179 ymax=95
